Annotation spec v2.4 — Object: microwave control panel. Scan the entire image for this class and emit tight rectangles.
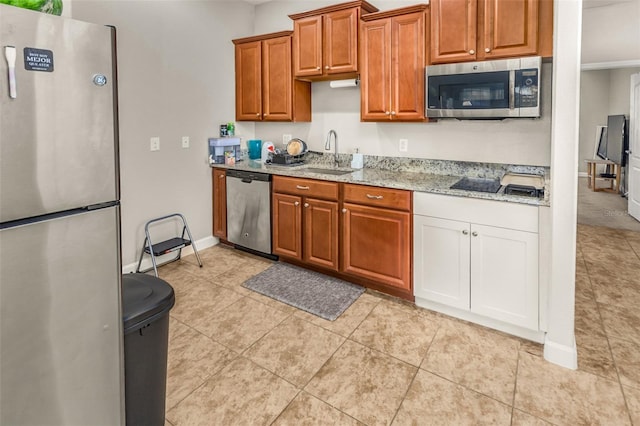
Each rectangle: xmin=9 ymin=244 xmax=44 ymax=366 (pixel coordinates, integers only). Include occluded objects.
xmin=515 ymin=69 xmax=539 ymax=108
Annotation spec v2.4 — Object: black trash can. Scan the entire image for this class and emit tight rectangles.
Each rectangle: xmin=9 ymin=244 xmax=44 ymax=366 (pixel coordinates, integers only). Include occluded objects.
xmin=122 ymin=273 xmax=175 ymax=426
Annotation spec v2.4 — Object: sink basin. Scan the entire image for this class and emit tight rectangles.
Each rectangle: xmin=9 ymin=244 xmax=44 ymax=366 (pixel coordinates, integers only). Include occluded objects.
xmin=304 ymin=167 xmax=354 ymax=176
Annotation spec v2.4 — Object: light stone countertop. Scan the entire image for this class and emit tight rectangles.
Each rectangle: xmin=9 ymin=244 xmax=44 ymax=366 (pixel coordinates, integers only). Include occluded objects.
xmin=213 ymin=153 xmax=550 ymax=207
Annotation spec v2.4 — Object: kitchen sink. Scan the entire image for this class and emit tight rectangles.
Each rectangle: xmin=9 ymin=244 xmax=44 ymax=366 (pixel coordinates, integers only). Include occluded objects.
xmin=304 ymin=167 xmax=354 ymax=176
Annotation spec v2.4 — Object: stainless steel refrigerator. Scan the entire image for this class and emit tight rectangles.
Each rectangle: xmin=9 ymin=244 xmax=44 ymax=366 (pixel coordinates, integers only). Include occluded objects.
xmin=0 ymin=5 xmax=124 ymax=425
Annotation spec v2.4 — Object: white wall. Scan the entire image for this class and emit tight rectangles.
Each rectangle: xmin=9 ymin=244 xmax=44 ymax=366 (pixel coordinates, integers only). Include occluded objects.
xmin=578 ymin=70 xmax=611 ymax=171
xmin=71 ymin=0 xmax=254 ymax=266
xmin=252 ymin=1 xmax=553 ymax=166
xmin=581 ymin=0 xmax=640 ymax=66
xmin=578 ymin=67 xmax=640 ymax=172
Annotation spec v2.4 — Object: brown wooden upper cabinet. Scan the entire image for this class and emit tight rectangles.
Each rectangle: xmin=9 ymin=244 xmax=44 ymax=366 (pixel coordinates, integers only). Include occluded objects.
xmin=233 ymin=31 xmax=311 ymax=122
xmin=360 ymin=5 xmax=428 ymax=122
xmin=289 ymin=1 xmax=378 ymax=80
xmin=430 ymin=0 xmax=553 ymax=64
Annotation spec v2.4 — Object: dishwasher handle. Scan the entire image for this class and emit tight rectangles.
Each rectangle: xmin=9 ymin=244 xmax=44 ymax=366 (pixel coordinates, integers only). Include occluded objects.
xmin=226 ymin=169 xmax=272 ymax=182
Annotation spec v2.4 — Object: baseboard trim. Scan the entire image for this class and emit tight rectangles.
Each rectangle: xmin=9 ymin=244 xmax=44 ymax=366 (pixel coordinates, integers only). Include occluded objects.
xmin=414 ymin=297 xmax=546 ymax=343
xmin=543 ymin=335 xmax=578 ymax=370
xmin=122 ymin=235 xmax=219 ymax=274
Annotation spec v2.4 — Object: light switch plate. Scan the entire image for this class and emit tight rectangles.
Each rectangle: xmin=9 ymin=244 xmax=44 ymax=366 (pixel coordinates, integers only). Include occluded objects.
xmin=283 ymin=134 xmax=292 ymax=145
xmin=399 ymin=139 xmax=408 ymax=152
xmin=150 ymin=137 xmax=160 ymax=151
xmin=181 ymin=136 xmax=190 ymax=149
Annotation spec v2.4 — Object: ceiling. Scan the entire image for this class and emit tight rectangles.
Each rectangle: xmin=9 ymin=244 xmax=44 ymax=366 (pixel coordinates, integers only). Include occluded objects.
xmin=241 ymin=0 xmax=637 ymax=7
xmin=582 ymin=0 xmax=636 ymax=8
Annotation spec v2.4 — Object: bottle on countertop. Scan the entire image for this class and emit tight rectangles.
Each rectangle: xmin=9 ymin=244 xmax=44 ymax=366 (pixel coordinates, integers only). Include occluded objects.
xmin=261 ymin=141 xmax=275 ymax=163
xmin=351 ymin=148 xmax=364 ymax=169
xmin=227 ymin=122 xmax=235 ymax=136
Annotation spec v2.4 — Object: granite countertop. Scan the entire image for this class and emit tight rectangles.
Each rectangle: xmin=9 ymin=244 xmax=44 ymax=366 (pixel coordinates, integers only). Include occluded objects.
xmin=212 ymin=153 xmax=550 ymax=207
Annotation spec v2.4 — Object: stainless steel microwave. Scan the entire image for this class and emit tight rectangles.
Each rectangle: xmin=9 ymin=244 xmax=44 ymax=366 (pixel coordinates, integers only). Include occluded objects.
xmin=426 ymin=56 xmax=541 ymax=119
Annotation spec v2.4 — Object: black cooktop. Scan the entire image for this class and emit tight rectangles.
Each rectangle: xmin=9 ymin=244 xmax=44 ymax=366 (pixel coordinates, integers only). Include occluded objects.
xmin=450 ymin=177 xmax=502 ymax=193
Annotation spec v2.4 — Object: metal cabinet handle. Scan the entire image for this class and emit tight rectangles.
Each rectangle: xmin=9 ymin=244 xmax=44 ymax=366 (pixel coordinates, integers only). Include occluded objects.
xmin=342 ymin=208 xmax=347 ymax=213
xmin=304 ymin=203 xmax=309 ymax=208
xmin=316 ymin=66 xmax=321 ymax=70
xmin=296 ymin=185 xmax=310 ymax=190
xmin=485 ymin=48 xmax=491 ymax=53
xmin=219 ymin=175 xmax=224 ymax=179
xmin=294 ymin=201 xmax=300 ymax=206
xmin=385 ymin=111 xmax=390 ymax=115
xmin=469 ymin=49 xmax=475 ymax=55
xmin=325 ymin=65 xmax=330 ymax=69
xmin=462 ymin=229 xmax=469 ymax=235
xmin=256 ymin=113 xmax=260 ymax=117
xmin=5 ymin=46 xmax=17 ymax=99
xmin=391 ymin=111 xmax=396 ymax=116
xmin=264 ymin=113 xmax=268 ymax=116
xmin=366 ymin=194 xmax=383 ymax=200
xmin=472 ymin=231 xmax=478 ymax=237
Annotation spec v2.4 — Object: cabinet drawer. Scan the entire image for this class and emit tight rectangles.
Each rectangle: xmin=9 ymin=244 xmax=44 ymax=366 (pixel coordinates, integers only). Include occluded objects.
xmin=273 ymin=176 xmax=339 ymax=200
xmin=343 ymin=184 xmax=411 ymax=211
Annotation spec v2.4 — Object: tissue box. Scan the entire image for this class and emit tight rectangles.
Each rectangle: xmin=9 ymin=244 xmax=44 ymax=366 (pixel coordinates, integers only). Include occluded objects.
xmin=209 ymin=137 xmax=241 ymax=165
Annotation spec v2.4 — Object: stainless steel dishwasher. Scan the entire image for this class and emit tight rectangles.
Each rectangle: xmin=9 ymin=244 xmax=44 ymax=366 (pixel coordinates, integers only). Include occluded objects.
xmin=225 ymin=169 xmax=272 ymax=255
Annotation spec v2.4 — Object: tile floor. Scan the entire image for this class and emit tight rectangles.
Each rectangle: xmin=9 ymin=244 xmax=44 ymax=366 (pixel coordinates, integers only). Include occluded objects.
xmin=157 ymin=224 xmax=639 ymax=425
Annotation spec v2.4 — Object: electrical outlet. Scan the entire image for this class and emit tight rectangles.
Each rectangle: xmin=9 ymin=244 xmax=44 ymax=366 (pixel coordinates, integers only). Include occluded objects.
xmin=399 ymin=138 xmax=408 ymax=152
xmin=181 ymin=136 xmax=190 ymax=149
xmin=150 ymin=137 xmax=160 ymax=151
xmin=283 ymin=134 xmax=292 ymax=145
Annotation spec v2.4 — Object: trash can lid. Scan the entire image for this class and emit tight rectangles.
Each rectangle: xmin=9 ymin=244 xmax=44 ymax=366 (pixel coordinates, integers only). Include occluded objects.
xmin=122 ymin=273 xmax=175 ymax=334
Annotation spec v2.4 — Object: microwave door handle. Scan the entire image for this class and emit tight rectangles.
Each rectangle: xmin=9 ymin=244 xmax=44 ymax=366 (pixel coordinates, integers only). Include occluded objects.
xmin=509 ymin=70 xmax=515 ymax=110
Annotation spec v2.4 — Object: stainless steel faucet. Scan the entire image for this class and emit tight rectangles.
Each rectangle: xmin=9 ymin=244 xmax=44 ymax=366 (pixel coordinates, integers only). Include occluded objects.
xmin=325 ymin=129 xmax=338 ymax=167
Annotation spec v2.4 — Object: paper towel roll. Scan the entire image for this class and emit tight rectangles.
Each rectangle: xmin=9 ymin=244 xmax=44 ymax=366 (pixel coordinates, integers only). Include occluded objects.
xmin=329 ymin=78 xmax=359 ymax=89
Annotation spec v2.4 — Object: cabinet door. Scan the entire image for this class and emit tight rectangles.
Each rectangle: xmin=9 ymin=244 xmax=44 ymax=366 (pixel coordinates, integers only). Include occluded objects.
xmin=481 ymin=0 xmax=539 ymax=59
xmin=430 ymin=0 xmax=477 ymax=63
xmin=414 ymin=216 xmax=470 ymax=309
xmin=235 ymin=41 xmax=262 ymax=121
xmin=342 ymin=203 xmax=411 ymax=291
xmin=262 ymin=36 xmax=292 ymax=121
xmin=391 ymin=11 xmax=426 ymax=121
xmin=360 ymin=18 xmax=392 ymax=121
xmin=212 ymin=168 xmax=227 ymax=239
xmin=272 ymin=193 xmax=302 ymax=260
xmin=304 ymin=198 xmax=339 ymax=271
xmin=293 ymin=15 xmax=323 ymax=78
xmin=470 ymin=224 xmax=538 ymax=330
xmin=324 ymin=8 xmax=358 ymax=75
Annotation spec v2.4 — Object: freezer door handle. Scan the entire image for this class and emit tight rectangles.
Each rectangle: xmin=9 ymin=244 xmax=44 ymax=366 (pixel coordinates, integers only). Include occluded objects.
xmin=4 ymin=46 xmax=17 ymax=99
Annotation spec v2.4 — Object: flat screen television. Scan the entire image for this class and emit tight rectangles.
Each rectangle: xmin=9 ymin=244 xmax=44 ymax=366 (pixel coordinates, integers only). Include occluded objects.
xmin=597 ymin=114 xmax=628 ymax=166
xmin=596 ymin=126 xmax=608 ymax=160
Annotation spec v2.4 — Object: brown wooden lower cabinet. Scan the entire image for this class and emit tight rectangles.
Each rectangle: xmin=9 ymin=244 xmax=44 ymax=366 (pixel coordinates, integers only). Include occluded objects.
xmin=271 ymin=176 xmax=412 ymax=299
xmin=212 ymin=168 xmax=227 ymax=239
xmin=272 ymin=176 xmax=339 ymax=271
xmin=341 ymin=202 xmax=412 ymax=293
xmin=272 ymin=192 xmax=303 ymax=259
xmin=304 ymin=198 xmax=339 ymax=270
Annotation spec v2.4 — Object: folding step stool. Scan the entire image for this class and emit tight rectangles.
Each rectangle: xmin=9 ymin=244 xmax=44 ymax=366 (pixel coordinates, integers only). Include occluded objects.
xmin=135 ymin=213 xmax=203 ymax=277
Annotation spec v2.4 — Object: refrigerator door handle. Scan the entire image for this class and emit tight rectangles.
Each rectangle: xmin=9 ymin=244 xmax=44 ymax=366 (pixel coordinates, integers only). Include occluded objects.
xmin=4 ymin=45 xmax=17 ymax=99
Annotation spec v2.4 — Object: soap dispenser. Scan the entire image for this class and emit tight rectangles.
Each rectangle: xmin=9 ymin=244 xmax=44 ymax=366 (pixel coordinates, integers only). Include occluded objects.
xmin=351 ymin=149 xmax=364 ymax=169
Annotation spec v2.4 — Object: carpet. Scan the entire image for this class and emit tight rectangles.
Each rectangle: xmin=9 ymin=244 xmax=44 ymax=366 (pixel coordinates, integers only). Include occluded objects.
xmin=242 ymin=263 xmax=365 ymax=321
